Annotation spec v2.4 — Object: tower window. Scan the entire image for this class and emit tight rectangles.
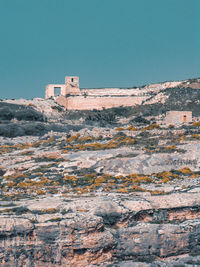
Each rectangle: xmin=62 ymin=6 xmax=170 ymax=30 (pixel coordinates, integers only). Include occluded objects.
xmin=71 ymin=78 xmax=74 ymax=82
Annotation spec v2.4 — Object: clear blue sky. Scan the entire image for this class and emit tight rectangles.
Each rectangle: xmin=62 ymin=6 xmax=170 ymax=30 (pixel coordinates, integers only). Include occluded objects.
xmin=0 ymin=0 xmax=199 ymax=99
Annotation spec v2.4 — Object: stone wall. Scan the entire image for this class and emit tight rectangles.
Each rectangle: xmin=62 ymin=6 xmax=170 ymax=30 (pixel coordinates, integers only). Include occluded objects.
xmin=45 ymin=76 xmax=81 ymax=99
xmin=45 ymin=84 xmax=66 ymax=98
xmin=56 ymin=95 xmax=146 ymax=110
xmin=65 ymin=76 xmax=80 ymax=95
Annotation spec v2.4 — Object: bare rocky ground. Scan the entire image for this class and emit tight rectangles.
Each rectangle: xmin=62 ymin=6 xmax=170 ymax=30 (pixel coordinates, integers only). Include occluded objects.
xmin=0 ymin=78 xmax=200 ymax=266
xmin=0 ymin=121 xmax=200 ymax=266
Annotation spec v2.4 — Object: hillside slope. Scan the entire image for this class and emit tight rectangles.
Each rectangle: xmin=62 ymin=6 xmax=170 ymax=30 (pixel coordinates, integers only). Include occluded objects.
xmin=0 ymin=77 xmax=200 ymax=266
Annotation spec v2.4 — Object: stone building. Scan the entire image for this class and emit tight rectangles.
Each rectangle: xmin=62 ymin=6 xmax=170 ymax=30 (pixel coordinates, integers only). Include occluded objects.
xmin=45 ymin=75 xmax=185 ymax=111
xmin=45 ymin=76 xmax=80 ymax=98
xmin=164 ymin=111 xmax=193 ymax=125
xmin=45 ymin=76 xmax=148 ymax=110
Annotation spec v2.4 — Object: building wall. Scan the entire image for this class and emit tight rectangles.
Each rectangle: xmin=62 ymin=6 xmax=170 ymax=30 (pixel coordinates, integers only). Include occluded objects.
xmin=56 ymin=95 xmax=146 ymax=110
xmin=45 ymin=84 xmax=66 ymax=98
xmin=165 ymin=111 xmax=193 ymax=124
xmin=65 ymin=76 xmax=80 ymax=95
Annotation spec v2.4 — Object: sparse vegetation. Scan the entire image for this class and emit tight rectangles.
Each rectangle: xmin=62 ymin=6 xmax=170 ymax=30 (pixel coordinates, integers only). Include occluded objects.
xmin=192 ymin=122 xmax=200 ymax=127
xmin=0 ymin=85 xmax=200 ymax=202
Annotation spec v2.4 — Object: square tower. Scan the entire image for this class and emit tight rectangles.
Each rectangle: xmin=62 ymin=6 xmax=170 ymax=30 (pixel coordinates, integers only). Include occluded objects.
xmin=65 ymin=76 xmax=80 ymax=95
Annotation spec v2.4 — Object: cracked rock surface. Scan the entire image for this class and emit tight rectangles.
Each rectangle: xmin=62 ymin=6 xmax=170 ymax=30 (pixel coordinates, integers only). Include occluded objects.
xmin=1 ymin=192 xmax=200 ymax=266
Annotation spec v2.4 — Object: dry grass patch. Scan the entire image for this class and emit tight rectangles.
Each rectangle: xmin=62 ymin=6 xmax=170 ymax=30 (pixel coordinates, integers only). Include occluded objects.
xmin=150 ymin=190 xmax=166 ymax=195
xmin=117 ymin=188 xmax=129 ymax=193
xmin=178 ymin=167 xmax=193 ymax=174
xmin=130 ymin=185 xmax=145 ymax=192
xmin=41 ymin=208 xmax=57 ymax=214
xmin=63 ymin=175 xmax=76 ymax=182
xmin=141 ymin=124 xmax=160 ymax=131
xmin=132 ymin=175 xmax=152 ymax=184
xmin=192 ymin=122 xmax=200 ymax=127
xmin=115 ymin=127 xmax=124 ymax=131
xmin=126 ymin=126 xmax=137 ymax=131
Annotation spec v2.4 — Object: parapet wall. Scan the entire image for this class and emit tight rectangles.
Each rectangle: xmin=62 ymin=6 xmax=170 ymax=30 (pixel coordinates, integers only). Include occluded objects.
xmin=81 ymin=88 xmax=143 ymax=96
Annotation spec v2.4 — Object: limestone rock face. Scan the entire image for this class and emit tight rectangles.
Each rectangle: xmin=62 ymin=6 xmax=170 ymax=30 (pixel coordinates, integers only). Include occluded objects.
xmin=94 ymin=143 xmax=200 ymax=175
xmin=1 ymin=192 xmax=200 ymax=266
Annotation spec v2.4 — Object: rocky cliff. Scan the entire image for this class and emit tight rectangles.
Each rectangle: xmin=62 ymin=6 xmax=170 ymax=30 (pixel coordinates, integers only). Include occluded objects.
xmin=1 ymin=191 xmax=200 ymax=266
